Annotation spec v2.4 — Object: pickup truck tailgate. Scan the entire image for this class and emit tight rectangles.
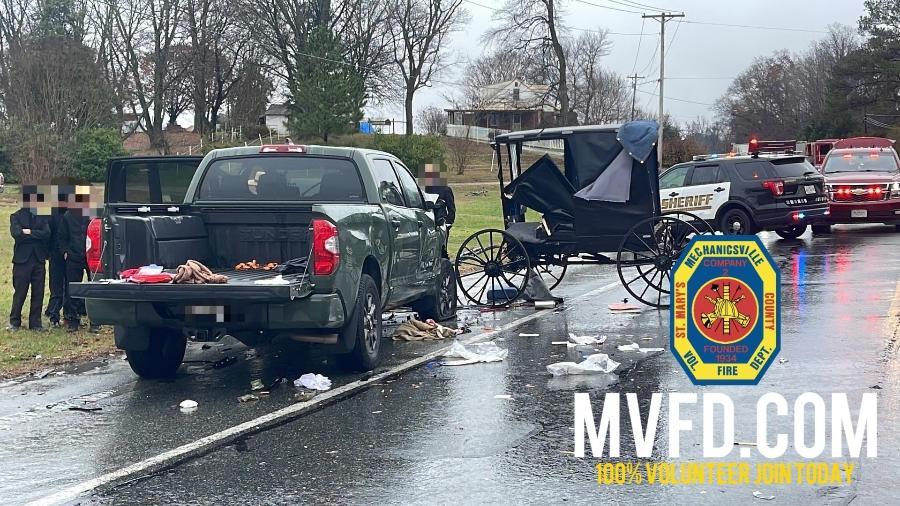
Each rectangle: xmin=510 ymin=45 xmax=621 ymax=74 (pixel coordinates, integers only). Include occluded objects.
xmin=69 ymin=269 xmax=312 ymax=302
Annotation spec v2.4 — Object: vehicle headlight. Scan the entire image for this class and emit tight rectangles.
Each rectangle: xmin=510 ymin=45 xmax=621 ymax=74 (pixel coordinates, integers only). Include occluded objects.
xmin=892 ymin=182 xmax=900 ymax=198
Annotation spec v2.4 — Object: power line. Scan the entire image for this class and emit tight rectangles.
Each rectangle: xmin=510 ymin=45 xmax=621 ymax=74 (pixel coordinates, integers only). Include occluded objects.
xmin=572 ymin=0 xmax=643 ymax=15
xmin=642 ymin=11 xmax=685 ymax=165
xmin=635 ymin=89 xmax=715 ymax=106
xmin=615 ymin=0 xmax=676 ymax=11
xmin=461 ymin=0 xmax=653 ymax=36
xmin=630 ymin=18 xmax=646 ymax=74
xmin=682 ymin=20 xmax=828 ymax=34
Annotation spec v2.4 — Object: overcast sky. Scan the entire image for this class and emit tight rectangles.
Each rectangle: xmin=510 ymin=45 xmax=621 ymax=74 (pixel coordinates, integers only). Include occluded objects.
xmin=369 ymin=0 xmax=867 ymax=127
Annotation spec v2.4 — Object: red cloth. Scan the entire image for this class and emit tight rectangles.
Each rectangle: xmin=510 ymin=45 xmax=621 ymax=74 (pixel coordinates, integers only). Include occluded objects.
xmin=128 ymin=272 xmax=174 ymax=284
xmin=119 ymin=268 xmax=139 ymax=279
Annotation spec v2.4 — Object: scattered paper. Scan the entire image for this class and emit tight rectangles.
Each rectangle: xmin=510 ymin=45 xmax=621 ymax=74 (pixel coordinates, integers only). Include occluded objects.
xmin=519 ymin=333 xmax=540 ymax=337
xmin=294 ymin=373 xmax=332 ymax=391
xmin=443 ymin=341 xmax=508 ymax=365
xmin=568 ymin=333 xmax=606 ymax=345
xmin=608 ymin=302 xmax=642 ymax=314
xmin=752 ymin=490 xmax=775 ymax=500
xmin=617 ymin=342 xmax=664 ymax=353
xmin=494 ymin=394 xmax=512 ymax=400
xmin=238 ymin=394 xmax=259 ymax=403
xmin=547 ymin=353 xmax=620 ymax=376
xmin=179 ymin=399 xmax=198 ymax=409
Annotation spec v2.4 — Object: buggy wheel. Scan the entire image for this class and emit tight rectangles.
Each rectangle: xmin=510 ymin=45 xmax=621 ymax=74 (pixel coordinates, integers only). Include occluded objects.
xmin=661 ymin=210 xmax=716 ymax=235
xmin=455 ymin=229 xmax=530 ymax=307
xmin=617 ymin=216 xmax=700 ymax=308
xmin=529 ymin=254 xmax=568 ymax=291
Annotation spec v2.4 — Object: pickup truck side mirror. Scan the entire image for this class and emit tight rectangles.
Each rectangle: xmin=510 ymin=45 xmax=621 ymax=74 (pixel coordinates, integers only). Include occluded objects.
xmin=431 ymin=200 xmax=449 ymax=226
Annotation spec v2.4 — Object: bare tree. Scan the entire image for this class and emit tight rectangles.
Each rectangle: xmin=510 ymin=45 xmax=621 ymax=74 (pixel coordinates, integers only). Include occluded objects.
xmin=565 ymin=30 xmax=630 ymax=124
xmin=488 ymin=0 xmax=569 ymax=123
xmin=107 ymin=0 xmax=184 ymax=152
xmin=416 ymin=105 xmax=447 ymax=134
xmin=336 ymin=0 xmax=397 ymax=103
xmin=390 ymin=0 xmax=468 ymax=135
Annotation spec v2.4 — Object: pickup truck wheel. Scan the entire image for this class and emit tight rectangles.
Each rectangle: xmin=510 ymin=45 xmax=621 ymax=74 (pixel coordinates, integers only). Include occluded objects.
xmin=412 ymin=258 xmax=457 ymax=322
xmin=338 ymin=274 xmax=381 ymax=371
xmin=125 ymin=329 xmax=186 ymax=379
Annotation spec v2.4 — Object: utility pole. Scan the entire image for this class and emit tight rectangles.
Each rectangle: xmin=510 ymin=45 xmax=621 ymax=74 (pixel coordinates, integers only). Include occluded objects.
xmin=627 ymin=74 xmax=645 ymax=121
xmin=643 ymin=11 xmax=685 ymax=166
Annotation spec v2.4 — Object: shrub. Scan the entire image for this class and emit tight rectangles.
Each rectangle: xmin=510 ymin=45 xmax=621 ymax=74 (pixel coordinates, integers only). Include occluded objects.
xmin=370 ymin=134 xmax=446 ymax=174
xmin=71 ymin=128 xmax=126 ymax=182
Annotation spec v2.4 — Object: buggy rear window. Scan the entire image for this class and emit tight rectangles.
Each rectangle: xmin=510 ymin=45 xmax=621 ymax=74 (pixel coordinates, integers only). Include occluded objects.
xmin=197 ymin=156 xmax=365 ymax=202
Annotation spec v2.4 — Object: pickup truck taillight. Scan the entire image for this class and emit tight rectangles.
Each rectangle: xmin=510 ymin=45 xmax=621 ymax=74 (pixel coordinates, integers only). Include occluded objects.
xmin=311 ymin=219 xmax=340 ymax=275
xmin=86 ymin=218 xmax=102 ymax=274
xmin=762 ymin=180 xmax=785 ymax=196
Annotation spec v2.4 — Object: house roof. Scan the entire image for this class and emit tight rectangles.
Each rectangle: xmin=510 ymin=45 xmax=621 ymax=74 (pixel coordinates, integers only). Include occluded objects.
xmin=264 ymin=103 xmax=290 ymax=116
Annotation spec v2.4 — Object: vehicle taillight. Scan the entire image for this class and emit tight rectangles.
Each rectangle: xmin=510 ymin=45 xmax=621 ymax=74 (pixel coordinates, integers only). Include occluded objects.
xmin=311 ymin=219 xmax=340 ymax=275
xmin=762 ymin=180 xmax=784 ymax=196
xmin=86 ymin=218 xmax=102 ymax=273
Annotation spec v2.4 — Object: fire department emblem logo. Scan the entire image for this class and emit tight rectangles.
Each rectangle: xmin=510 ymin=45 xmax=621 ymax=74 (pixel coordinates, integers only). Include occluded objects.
xmin=671 ymin=236 xmax=780 ymax=385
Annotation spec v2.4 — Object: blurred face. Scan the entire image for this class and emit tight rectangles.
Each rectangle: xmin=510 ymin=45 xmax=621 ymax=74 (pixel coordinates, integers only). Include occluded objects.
xmin=20 ymin=185 xmax=52 ymax=215
xmin=417 ymin=163 xmax=446 ymax=186
xmin=66 ymin=185 xmax=103 ymax=217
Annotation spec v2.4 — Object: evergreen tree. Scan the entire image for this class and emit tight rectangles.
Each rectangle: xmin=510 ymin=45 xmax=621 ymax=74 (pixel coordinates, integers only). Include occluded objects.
xmin=287 ymin=28 xmax=365 ymax=143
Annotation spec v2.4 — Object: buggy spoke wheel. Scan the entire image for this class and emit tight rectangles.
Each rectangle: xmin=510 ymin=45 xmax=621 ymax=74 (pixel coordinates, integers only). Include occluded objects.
xmin=455 ymin=229 xmax=530 ymax=307
xmin=617 ymin=216 xmax=700 ymax=308
xmin=521 ymin=254 xmax=568 ymax=291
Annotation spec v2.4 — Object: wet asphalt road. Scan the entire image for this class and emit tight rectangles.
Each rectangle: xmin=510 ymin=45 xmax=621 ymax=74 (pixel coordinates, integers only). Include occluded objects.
xmin=3 ymin=226 xmax=900 ymax=505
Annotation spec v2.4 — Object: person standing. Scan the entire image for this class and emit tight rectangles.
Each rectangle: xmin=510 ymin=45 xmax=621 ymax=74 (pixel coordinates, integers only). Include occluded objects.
xmin=58 ymin=202 xmax=96 ymax=333
xmin=8 ymin=188 xmax=51 ymax=331
xmin=44 ymin=190 xmax=68 ymax=327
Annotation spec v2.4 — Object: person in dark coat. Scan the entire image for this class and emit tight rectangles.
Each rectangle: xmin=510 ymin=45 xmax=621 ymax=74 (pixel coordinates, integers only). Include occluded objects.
xmin=44 ymin=189 xmax=69 ymax=327
xmin=8 ymin=187 xmax=51 ymax=331
xmin=58 ymin=203 xmax=94 ymax=332
xmin=420 ymin=164 xmax=456 ymax=224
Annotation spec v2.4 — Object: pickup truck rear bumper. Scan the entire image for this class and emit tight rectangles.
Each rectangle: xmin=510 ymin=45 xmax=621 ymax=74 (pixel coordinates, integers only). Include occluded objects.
xmin=84 ymin=293 xmax=346 ymax=331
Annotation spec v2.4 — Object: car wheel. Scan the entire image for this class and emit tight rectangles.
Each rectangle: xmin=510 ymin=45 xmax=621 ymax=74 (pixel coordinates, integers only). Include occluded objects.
xmin=812 ymin=224 xmax=831 ymax=235
xmin=412 ymin=258 xmax=457 ymax=321
xmin=338 ymin=274 xmax=381 ymax=372
xmin=718 ymin=208 xmax=756 ymax=235
xmin=775 ymin=224 xmax=808 ymax=240
xmin=125 ymin=329 xmax=186 ymax=379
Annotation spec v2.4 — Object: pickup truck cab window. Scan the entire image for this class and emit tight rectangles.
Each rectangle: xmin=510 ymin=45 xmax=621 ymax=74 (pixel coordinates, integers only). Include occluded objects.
xmin=108 ymin=159 xmax=201 ymax=204
xmin=371 ymin=158 xmax=405 ymax=206
xmin=393 ymin=162 xmax=425 ymax=209
xmin=197 ymin=156 xmax=364 ymax=201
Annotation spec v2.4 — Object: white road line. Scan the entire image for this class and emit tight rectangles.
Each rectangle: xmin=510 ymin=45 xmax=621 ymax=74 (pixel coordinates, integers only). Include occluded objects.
xmin=26 ymin=280 xmax=623 ymax=506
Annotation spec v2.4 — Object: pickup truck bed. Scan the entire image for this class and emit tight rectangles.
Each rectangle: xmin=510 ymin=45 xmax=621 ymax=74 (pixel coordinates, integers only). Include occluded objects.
xmin=70 ymin=269 xmax=311 ymax=303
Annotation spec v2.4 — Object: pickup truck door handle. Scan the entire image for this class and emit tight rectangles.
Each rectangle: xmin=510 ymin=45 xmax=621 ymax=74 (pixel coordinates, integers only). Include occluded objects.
xmin=714 ymin=187 xmax=726 ymax=192
xmin=390 ymin=218 xmax=402 ymax=231
xmin=668 ymin=192 xmax=679 ymax=197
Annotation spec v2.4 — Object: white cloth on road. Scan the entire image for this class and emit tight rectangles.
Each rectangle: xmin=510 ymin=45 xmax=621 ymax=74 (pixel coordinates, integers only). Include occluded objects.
xmin=547 ymin=353 xmax=620 ymax=376
xmin=294 ymin=373 xmax=332 ymax=391
xmin=443 ymin=341 xmax=508 ymax=365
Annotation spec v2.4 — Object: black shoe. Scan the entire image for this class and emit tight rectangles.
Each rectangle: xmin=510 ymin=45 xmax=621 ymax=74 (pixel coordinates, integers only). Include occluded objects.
xmin=65 ymin=322 xmax=79 ymax=333
xmin=88 ymin=325 xmax=101 ymax=334
xmin=50 ymin=320 xmax=61 ymax=328
xmin=6 ymin=325 xmax=21 ymax=332
xmin=30 ymin=326 xmax=49 ymax=333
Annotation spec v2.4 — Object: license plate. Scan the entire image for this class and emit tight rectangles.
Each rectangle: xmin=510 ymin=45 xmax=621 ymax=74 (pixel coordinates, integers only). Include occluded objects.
xmin=804 ymin=185 xmax=816 ymax=194
xmin=851 ymin=209 xmax=868 ymax=218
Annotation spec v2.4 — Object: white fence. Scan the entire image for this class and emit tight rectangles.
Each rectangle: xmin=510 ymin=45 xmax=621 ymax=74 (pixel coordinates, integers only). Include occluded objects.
xmin=446 ymin=123 xmax=564 ymax=153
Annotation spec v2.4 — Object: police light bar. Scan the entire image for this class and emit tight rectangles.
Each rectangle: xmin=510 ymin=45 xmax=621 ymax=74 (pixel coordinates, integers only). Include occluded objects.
xmin=260 ymin=144 xmax=306 ymax=153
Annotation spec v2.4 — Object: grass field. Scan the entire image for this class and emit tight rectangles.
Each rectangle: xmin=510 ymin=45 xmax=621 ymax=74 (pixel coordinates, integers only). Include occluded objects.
xmin=0 ymin=187 xmax=115 ymax=378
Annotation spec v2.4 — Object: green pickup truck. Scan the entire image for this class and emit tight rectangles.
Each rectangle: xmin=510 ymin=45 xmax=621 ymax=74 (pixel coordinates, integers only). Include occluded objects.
xmin=70 ymin=144 xmax=456 ymax=378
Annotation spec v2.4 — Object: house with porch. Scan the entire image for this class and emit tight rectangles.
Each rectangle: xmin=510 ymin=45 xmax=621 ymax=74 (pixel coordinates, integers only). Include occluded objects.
xmin=445 ymin=80 xmax=557 ymax=139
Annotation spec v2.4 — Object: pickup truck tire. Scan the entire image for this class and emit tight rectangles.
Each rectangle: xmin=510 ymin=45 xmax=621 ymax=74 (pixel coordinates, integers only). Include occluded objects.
xmin=412 ymin=258 xmax=457 ymax=322
xmin=125 ymin=329 xmax=186 ymax=379
xmin=338 ymin=274 xmax=381 ymax=371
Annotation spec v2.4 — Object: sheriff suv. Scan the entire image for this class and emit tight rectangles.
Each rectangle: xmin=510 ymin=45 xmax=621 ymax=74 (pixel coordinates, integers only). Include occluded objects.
xmin=659 ymin=154 xmax=828 ymax=239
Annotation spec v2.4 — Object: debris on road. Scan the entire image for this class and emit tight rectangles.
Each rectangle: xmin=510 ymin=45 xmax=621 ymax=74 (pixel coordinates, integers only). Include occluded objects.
xmin=392 ymin=318 xmax=458 ymax=341
xmin=68 ymin=406 xmax=102 ymax=413
xmin=778 ymin=357 xmax=789 ymax=364
xmin=294 ymin=390 xmax=317 ymax=402
xmin=442 ymin=341 xmax=508 ymax=365
xmin=617 ymin=342 xmax=664 ymax=353
xmin=518 ymin=333 xmax=540 ymax=337
xmin=494 ymin=394 xmax=512 ymax=400
xmin=250 ymin=379 xmax=265 ymax=391
xmin=212 ymin=356 xmax=237 ymax=369
xmin=608 ymin=301 xmax=641 ymax=313
xmin=382 ymin=309 xmax=419 ymax=325
xmin=534 ymin=300 xmax=556 ymax=309
xmin=238 ymin=394 xmax=259 ymax=403
xmin=547 ymin=353 xmax=620 ymax=376
xmin=752 ymin=490 xmax=775 ymax=500
xmin=294 ymin=373 xmax=332 ymax=391
xmin=33 ymin=368 xmax=54 ymax=379
xmin=179 ymin=400 xmax=198 ymax=412
xmin=456 ymin=309 xmax=483 ymax=329
xmin=568 ymin=333 xmax=607 ymax=345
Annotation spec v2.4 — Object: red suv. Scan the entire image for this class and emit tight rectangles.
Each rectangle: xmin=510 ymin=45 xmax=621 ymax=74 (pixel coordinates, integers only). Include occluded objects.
xmin=813 ymin=138 xmax=900 ymax=233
